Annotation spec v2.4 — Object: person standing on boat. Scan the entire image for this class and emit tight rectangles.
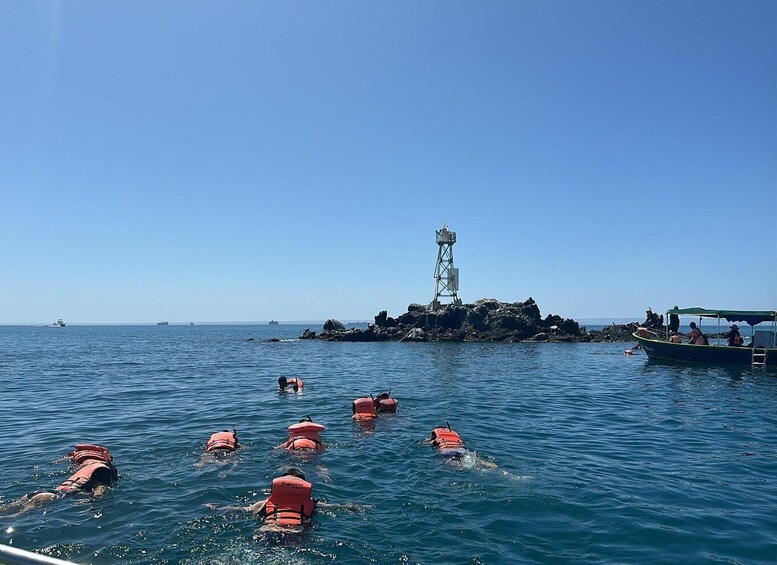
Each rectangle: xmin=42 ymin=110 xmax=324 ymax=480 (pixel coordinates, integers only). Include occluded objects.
xmin=725 ymin=324 xmax=744 ymax=347
xmin=669 ymin=308 xmax=680 ymax=334
xmin=688 ymin=322 xmax=707 ymax=345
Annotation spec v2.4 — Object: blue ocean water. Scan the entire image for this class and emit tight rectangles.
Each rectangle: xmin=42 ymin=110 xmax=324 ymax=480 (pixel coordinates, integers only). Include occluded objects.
xmin=1 ymin=324 xmax=776 ymax=564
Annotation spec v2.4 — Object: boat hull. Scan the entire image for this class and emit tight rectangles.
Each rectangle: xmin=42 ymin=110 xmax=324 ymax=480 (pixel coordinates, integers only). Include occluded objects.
xmin=633 ymin=333 xmax=776 ymax=368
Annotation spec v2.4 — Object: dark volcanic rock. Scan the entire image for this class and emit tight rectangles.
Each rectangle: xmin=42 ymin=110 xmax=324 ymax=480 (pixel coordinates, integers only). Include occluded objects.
xmin=587 ymin=323 xmax=637 ymax=342
xmin=323 ymin=319 xmax=345 ymax=332
xmin=313 ymin=298 xmax=592 ymax=343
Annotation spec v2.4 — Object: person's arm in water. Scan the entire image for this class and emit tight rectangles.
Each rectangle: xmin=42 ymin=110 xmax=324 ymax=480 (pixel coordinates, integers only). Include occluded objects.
xmin=0 ymin=491 xmax=59 ymax=517
xmin=206 ymin=499 xmax=267 ymax=516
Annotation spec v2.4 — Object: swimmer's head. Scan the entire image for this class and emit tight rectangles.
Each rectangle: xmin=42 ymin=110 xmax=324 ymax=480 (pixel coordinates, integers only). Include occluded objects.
xmin=284 ymin=467 xmax=306 ymax=480
xmin=278 ymin=376 xmax=288 ymax=388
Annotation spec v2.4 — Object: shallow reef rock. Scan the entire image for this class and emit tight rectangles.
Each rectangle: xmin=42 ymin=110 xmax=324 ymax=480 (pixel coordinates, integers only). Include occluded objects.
xmin=586 ymin=323 xmax=638 ymax=342
xmin=586 ymin=308 xmax=669 ymax=343
xmin=301 ymin=298 xmax=595 ymax=343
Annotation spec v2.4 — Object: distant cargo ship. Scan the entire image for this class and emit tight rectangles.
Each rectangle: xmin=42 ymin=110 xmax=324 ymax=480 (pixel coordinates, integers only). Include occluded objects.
xmin=157 ymin=321 xmax=169 ymax=325
xmin=269 ymin=320 xmax=279 ymax=325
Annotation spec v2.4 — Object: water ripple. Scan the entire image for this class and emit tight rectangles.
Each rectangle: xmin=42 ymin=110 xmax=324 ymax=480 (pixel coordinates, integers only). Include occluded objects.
xmin=1 ymin=326 xmax=776 ymax=563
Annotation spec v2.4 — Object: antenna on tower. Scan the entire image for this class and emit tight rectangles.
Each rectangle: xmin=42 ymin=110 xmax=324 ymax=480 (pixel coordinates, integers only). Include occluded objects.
xmin=431 ymin=222 xmax=462 ymax=310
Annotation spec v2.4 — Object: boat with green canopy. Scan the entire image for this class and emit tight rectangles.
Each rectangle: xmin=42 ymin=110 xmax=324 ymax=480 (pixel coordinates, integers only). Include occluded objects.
xmin=633 ymin=307 xmax=777 ymax=368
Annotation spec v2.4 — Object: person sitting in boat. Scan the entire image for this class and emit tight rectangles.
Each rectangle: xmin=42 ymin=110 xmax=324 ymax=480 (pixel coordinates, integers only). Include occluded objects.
xmin=0 ymin=444 xmax=118 ymax=517
xmin=278 ymin=376 xmax=304 ymax=392
xmin=669 ymin=331 xmax=682 ymax=343
xmin=688 ymin=322 xmax=708 ymax=345
xmin=725 ymin=324 xmax=744 ymax=347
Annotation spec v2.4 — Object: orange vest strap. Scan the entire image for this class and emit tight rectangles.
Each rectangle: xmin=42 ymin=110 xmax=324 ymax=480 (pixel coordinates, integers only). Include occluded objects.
xmin=264 ymin=476 xmax=314 ymax=525
xmin=352 ymin=397 xmax=377 ymax=419
xmin=432 ymin=428 xmax=464 ymax=449
xmin=69 ymin=445 xmax=112 ymax=465
xmin=56 ymin=461 xmax=113 ymax=494
xmin=207 ymin=432 xmax=238 ymax=452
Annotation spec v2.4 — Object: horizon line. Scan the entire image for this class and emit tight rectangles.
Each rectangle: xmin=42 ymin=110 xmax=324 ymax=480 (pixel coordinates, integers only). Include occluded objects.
xmin=0 ymin=317 xmax=646 ymax=327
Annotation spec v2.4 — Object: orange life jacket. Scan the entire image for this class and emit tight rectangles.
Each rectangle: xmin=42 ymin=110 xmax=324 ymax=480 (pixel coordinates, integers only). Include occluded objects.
xmin=68 ymin=444 xmax=112 ymax=465
xmin=352 ymin=397 xmax=378 ymax=420
xmin=207 ymin=431 xmax=239 ymax=452
xmin=374 ymin=393 xmax=398 ymax=413
xmin=284 ymin=421 xmax=325 ymax=452
xmin=263 ymin=475 xmax=314 ymax=526
xmin=285 ymin=378 xmax=304 ymax=390
xmin=432 ymin=427 xmax=464 ymax=451
xmin=56 ymin=461 xmax=116 ymax=494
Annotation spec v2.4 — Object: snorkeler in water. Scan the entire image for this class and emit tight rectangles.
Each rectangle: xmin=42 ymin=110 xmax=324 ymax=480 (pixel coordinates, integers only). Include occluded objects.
xmin=278 ymin=376 xmax=304 ymax=392
xmin=424 ymin=423 xmax=499 ymax=470
xmin=428 ymin=423 xmax=466 ymax=456
xmin=373 ymin=390 xmax=398 ymax=413
xmin=195 ymin=428 xmax=241 ymax=468
xmin=206 ymin=467 xmax=362 ymax=528
xmin=0 ymin=444 xmax=118 ymax=517
xmin=279 ymin=416 xmax=325 ymax=452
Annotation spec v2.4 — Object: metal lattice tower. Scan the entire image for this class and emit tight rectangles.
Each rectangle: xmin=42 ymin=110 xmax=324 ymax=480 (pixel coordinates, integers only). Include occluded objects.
xmin=431 ymin=222 xmax=462 ymax=310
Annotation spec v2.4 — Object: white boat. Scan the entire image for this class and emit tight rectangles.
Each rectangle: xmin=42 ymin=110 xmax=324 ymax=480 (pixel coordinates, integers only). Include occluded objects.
xmin=157 ymin=321 xmax=169 ymax=326
xmin=53 ymin=319 xmax=66 ymax=328
xmin=269 ymin=320 xmax=279 ymax=325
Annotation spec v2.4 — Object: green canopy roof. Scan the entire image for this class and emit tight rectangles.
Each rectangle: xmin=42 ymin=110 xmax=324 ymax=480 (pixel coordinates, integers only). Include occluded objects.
xmin=667 ymin=308 xmax=777 ymax=326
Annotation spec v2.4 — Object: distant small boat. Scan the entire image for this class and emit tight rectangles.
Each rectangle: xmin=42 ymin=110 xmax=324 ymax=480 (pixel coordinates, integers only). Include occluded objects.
xmin=269 ymin=320 xmax=279 ymax=325
xmin=53 ymin=319 xmax=66 ymax=328
xmin=157 ymin=321 xmax=169 ymax=326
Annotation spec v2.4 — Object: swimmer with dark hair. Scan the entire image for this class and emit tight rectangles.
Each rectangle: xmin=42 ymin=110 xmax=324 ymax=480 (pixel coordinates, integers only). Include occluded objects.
xmin=278 ymin=376 xmax=304 ymax=392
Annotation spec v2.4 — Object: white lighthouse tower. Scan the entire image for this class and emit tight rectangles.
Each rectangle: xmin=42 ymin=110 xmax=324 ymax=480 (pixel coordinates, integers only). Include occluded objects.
xmin=431 ymin=222 xmax=462 ymax=310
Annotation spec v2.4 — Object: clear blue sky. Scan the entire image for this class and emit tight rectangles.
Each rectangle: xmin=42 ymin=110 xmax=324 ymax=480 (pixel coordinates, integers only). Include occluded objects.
xmin=1 ymin=1 xmax=775 ymax=324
